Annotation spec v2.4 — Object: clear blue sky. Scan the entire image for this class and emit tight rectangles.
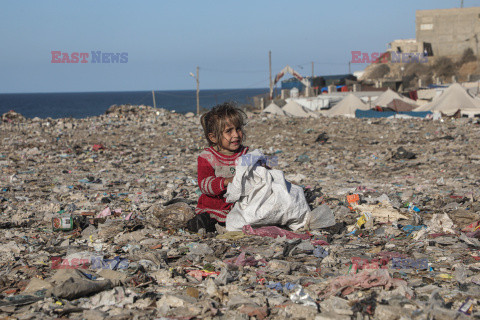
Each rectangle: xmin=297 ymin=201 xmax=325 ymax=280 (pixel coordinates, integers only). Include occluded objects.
xmin=0 ymin=0 xmax=476 ymax=93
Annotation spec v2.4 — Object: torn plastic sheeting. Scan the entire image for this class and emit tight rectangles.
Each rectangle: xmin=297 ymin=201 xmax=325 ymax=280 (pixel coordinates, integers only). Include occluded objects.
xmin=79 ymin=287 xmax=137 ymax=310
xmin=289 ymin=285 xmax=318 ymax=308
xmin=96 ymin=207 xmax=111 ymax=218
xmin=414 ymin=213 xmax=457 ymax=240
xmin=266 ymin=282 xmax=296 ymax=291
xmin=186 ymin=270 xmax=220 ymax=281
xmin=353 ymin=203 xmax=408 ymax=223
xmin=96 ymin=207 xmax=122 ymax=219
xmin=90 ymin=256 xmax=129 ymax=270
xmin=392 ymin=258 xmax=429 ymax=270
xmin=242 ymin=225 xmax=310 ymax=240
xmin=305 ymin=204 xmax=336 ymax=230
xmin=313 ymin=246 xmax=328 ymax=258
xmin=320 ymin=269 xmax=407 ymax=298
xmin=225 ymin=149 xmax=310 ymax=231
xmin=223 ymin=251 xmax=264 ymax=267
xmin=401 ymin=225 xmax=426 ymax=236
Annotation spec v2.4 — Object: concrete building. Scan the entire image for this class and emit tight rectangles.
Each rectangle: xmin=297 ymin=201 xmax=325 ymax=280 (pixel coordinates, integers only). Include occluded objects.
xmin=416 ymin=7 xmax=480 ymax=57
xmin=388 ymin=39 xmax=419 ymax=54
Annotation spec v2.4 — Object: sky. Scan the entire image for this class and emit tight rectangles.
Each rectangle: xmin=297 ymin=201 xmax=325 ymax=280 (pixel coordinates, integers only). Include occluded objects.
xmin=0 ymin=0 xmax=478 ymax=93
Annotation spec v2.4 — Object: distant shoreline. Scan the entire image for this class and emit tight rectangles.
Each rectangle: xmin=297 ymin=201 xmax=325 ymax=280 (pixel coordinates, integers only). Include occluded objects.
xmin=0 ymin=88 xmax=269 ymax=119
xmin=0 ymin=88 xmax=269 ymax=95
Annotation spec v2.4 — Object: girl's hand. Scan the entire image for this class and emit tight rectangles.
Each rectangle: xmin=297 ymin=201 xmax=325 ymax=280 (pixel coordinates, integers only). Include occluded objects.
xmin=224 ymin=177 xmax=233 ymax=187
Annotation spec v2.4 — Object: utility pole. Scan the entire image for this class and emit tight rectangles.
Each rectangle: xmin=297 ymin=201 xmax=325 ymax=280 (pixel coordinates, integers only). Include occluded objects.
xmin=190 ymin=67 xmax=200 ymax=115
xmin=196 ymin=66 xmax=200 ymax=115
xmin=269 ymin=51 xmax=273 ymax=102
xmin=311 ymin=61 xmax=314 ymax=78
xmin=461 ymin=0 xmax=464 ymax=8
xmin=152 ymin=90 xmax=156 ymax=108
xmin=348 ymin=61 xmax=351 ymax=74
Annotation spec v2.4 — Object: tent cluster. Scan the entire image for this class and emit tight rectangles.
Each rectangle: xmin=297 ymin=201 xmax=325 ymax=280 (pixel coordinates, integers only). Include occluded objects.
xmin=263 ymin=100 xmax=319 ymax=117
xmin=262 ymin=84 xmax=480 ymax=118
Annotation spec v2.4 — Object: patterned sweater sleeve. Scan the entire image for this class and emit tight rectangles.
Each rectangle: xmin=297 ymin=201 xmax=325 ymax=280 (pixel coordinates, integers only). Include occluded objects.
xmin=197 ymin=155 xmax=226 ymax=196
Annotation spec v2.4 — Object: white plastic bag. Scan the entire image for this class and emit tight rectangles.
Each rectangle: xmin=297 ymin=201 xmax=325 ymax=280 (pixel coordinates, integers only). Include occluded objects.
xmin=225 ymin=150 xmax=310 ymax=231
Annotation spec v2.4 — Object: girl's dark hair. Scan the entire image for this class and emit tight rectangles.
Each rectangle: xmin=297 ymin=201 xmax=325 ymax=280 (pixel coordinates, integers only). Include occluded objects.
xmin=200 ymin=102 xmax=246 ymax=147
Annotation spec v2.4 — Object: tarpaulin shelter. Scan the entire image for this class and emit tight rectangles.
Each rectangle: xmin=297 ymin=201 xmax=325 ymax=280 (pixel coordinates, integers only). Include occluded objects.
xmin=262 ymin=102 xmax=288 ymax=116
xmin=415 ymin=83 xmax=480 ymax=116
xmin=386 ymin=99 xmax=418 ymax=112
xmin=282 ymin=100 xmax=319 ymax=118
xmin=326 ymin=94 xmax=370 ymax=117
xmin=374 ymin=88 xmax=417 ymax=108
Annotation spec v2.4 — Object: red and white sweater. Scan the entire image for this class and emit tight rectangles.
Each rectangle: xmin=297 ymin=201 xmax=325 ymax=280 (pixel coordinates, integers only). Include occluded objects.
xmin=195 ymin=146 xmax=249 ymax=223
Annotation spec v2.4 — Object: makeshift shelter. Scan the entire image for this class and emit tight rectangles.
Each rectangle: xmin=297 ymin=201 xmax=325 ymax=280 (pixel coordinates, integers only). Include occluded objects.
xmin=415 ymin=83 xmax=480 ymax=116
xmin=373 ymin=88 xmax=417 ymax=108
xmin=282 ymin=100 xmax=318 ymax=118
xmin=386 ymin=99 xmax=418 ymax=112
xmin=262 ymin=102 xmax=288 ymax=116
xmin=326 ymin=94 xmax=370 ymax=117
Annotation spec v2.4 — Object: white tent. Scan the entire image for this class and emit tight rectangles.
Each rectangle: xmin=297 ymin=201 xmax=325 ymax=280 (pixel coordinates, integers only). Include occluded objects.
xmin=326 ymin=94 xmax=370 ymax=117
xmin=282 ymin=100 xmax=318 ymax=118
xmin=373 ymin=88 xmax=417 ymax=108
xmin=262 ymin=102 xmax=288 ymax=116
xmin=415 ymin=83 xmax=480 ymax=116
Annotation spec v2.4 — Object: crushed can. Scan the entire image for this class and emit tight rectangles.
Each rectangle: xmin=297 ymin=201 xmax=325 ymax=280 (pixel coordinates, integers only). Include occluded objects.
xmin=52 ymin=216 xmax=73 ymax=231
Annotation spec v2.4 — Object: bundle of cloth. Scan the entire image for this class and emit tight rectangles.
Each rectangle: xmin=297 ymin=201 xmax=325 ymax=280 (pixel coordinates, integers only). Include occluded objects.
xmin=225 ymin=149 xmax=316 ymax=232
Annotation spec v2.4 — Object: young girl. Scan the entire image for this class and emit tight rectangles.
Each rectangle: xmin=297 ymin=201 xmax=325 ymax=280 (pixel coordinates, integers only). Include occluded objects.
xmin=186 ymin=102 xmax=248 ymax=233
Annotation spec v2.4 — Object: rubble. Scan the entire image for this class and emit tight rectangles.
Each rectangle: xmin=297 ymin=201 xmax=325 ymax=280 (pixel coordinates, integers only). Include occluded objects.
xmin=0 ymin=105 xmax=480 ymax=318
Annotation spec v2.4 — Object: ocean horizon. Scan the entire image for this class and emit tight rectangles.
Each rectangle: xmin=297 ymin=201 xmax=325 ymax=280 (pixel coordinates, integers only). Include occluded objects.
xmin=0 ymin=88 xmax=269 ymax=119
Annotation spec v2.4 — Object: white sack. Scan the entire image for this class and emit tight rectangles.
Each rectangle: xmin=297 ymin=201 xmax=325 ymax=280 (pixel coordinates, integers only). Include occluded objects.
xmin=225 ymin=149 xmax=310 ymax=231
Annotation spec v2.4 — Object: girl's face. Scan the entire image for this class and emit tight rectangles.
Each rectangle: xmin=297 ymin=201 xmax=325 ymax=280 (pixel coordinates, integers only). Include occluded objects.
xmin=209 ymin=120 xmax=243 ymax=154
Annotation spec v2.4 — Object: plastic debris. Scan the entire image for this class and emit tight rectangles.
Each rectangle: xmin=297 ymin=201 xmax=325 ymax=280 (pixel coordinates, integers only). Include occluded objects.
xmin=1 ymin=107 xmax=480 ymax=318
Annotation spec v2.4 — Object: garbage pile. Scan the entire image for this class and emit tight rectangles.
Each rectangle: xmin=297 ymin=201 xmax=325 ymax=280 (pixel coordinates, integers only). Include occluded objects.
xmin=0 ymin=106 xmax=479 ymax=319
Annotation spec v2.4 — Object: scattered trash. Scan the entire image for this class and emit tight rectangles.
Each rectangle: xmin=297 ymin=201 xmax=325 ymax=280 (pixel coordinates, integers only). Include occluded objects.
xmin=391 ymin=257 xmax=429 ymax=270
xmin=313 ymin=246 xmax=329 ymax=258
xmin=392 ymin=146 xmax=416 ymax=159
xmin=0 ymin=107 xmax=479 ymax=318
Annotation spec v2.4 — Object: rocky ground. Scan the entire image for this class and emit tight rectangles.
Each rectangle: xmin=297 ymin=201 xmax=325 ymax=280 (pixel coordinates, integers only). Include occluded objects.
xmin=0 ymin=106 xmax=480 ymax=319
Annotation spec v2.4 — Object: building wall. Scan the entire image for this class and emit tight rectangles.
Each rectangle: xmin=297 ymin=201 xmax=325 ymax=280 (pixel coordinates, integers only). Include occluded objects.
xmin=388 ymin=39 xmax=419 ymax=53
xmin=416 ymin=7 xmax=480 ymax=56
